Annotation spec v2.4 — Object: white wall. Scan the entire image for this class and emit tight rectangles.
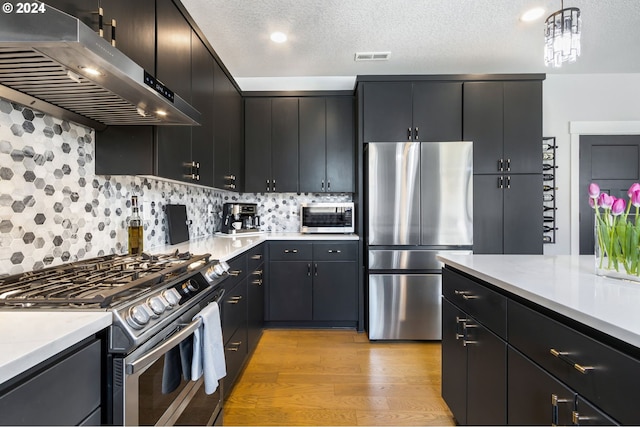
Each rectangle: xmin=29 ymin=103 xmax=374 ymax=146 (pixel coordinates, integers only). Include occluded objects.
xmin=543 ymin=73 xmax=640 ymax=254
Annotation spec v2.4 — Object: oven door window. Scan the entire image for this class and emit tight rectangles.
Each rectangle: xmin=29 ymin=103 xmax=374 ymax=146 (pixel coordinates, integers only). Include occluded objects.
xmin=134 ymin=349 xmax=222 ymax=426
xmin=303 ymin=206 xmax=348 ymax=227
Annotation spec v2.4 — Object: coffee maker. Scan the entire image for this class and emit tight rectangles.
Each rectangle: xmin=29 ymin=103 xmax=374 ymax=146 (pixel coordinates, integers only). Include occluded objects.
xmin=220 ymin=203 xmax=261 ymax=234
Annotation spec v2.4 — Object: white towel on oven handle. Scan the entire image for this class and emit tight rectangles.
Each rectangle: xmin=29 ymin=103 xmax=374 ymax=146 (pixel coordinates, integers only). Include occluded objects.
xmin=191 ymin=301 xmax=227 ymax=394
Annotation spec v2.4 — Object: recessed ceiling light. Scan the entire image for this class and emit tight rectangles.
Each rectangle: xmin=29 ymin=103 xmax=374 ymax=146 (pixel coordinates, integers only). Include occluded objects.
xmin=521 ymin=7 xmax=545 ymax=22
xmin=270 ymin=32 xmax=287 ymax=43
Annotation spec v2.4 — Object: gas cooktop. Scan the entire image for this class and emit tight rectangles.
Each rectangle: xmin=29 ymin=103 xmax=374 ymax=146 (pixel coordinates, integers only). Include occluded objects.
xmin=0 ymin=251 xmax=213 ymax=309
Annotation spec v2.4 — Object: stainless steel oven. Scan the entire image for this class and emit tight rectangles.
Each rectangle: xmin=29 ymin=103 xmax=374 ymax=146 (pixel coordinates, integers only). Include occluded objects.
xmin=114 ymin=287 xmax=225 ymax=426
xmin=300 ymin=202 xmax=354 ymax=234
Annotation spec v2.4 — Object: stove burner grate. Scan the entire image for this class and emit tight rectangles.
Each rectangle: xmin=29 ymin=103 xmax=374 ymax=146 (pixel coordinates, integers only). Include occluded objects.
xmin=0 ymin=251 xmax=208 ymax=308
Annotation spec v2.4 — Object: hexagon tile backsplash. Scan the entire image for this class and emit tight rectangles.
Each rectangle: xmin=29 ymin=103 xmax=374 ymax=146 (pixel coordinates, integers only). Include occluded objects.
xmin=0 ymin=97 xmax=352 ymax=275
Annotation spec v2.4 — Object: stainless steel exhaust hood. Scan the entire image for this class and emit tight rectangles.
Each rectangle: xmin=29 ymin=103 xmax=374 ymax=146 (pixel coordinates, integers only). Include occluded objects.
xmin=0 ymin=2 xmax=200 ymax=131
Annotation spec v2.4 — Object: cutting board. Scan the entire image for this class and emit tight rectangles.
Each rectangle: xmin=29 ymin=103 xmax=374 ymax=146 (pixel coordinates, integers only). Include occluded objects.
xmin=165 ymin=204 xmax=189 ymax=244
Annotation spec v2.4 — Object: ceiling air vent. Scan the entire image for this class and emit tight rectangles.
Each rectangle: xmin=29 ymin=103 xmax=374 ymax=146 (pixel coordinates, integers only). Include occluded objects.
xmin=354 ymin=51 xmax=391 ymax=61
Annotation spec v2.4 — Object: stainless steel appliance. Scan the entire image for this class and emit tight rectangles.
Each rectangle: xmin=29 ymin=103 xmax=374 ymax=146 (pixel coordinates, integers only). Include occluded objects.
xmin=0 ymin=251 xmax=230 ymax=426
xmin=0 ymin=3 xmax=200 ymax=129
xmin=220 ymin=203 xmax=260 ymax=234
xmin=300 ymin=202 xmax=354 ymax=234
xmin=366 ymin=141 xmax=473 ymax=340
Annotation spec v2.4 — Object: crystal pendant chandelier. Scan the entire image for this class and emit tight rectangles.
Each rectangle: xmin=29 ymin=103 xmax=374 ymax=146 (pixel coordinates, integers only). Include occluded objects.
xmin=544 ymin=1 xmax=581 ymax=67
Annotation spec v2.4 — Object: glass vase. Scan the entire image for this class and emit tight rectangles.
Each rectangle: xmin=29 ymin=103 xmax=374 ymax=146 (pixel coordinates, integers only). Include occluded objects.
xmin=594 ymin=217 xmax=640 ymax=283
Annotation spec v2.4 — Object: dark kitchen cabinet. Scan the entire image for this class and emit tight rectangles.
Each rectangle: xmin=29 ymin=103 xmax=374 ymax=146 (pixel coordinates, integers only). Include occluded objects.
xmin=441 ymin=269 xmax=507 ymax=426
xmin=465 ymin=80 xmax=543 ymax=254
xmin=244 ymin=98 xmax=299 ymax=193
xmin=269 ymin=260 xmax=313 ymax=321
xmin=213 ymin=61 xmax=243 ymax=191
xmin=362 ymin=81 xmax=462 ymax=142
xmin=463 ymin=81 xmax=542 ymax=175
xmin=155 ymin=0 xmax=193 ymax=183
xmin=473 ymin=174 xmax=543 ymax=254
xmin=508 ymin=347 xmax=616 ymax=426
xmin=442 ymin=264 xmax=638 ymax=426
xmin=266 ymin=241 xmax=358 ymax=325
xmin=246 ymin=244 xmax=265 ymax=353
xmin=189 ymin=31 xmax=215 ymax=187
xmin=0 ymin=338 xmax=103 ymax=426
xmin=220 ymin=253 xmax=248 ymax=399
xmin=299 ymin=97 xmax=355 ymax=193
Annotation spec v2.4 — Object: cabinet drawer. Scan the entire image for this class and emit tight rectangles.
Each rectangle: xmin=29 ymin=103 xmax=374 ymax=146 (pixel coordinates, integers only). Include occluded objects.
xmin=247 ymin=243 xmax=265 ymax=271
xmin=0 ymin=339 xmax=101 ymax=426
xmin=442 ymin=267 xmax=506 ymax=339
xmin=269 ymin=242 xmax=312 ymax=260
xmin=312 ymin=242 xmax=357 ymax=261
xmin=223 ymin=327 xmax=247 ymax=398
xmin=508 ymin=299 xmax=640 ymax=425
xmin=222 ymin=280 xmax=247 ymax=344
xmin=225 ymin=253 xmax=247 ymax=288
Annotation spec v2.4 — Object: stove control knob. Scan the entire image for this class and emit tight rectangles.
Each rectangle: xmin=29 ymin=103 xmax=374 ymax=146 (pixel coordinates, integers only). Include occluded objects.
xmin=127 ymin=304 xmax=152 ymax=329
xmin=186 ymin=279 xmax=200 ymax=293
xmin=162 ymin=288 xmax=181 ymax=308
xmin=213 ymin=261 xmax=230 ymax=277
xmin=147 ymin=295 xmax=168 ymax=316
xmin=204 ymin=265 xmax=220 ymax=282
xmin=218 ymin=261 xmax=230 ymax=273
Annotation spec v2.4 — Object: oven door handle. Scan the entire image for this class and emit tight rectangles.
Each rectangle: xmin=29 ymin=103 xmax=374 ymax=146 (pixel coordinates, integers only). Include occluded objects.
xmin=126 ymin=317 xmax=202 ymax=375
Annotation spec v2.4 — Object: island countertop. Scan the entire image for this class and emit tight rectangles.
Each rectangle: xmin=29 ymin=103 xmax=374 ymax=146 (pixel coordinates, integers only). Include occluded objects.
xmin=436 ymin=254 xmax=640 ymax=349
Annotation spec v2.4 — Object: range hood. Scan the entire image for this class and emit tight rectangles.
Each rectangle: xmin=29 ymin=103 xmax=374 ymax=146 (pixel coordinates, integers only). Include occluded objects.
xmin=0 ymin=3 xmax=200 ymax=131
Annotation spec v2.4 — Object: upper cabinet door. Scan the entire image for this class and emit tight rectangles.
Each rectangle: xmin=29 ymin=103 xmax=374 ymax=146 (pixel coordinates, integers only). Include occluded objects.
xmin=412 ymin=82 xmax=462 ymax=142
xmin=190 ymin=31 xmax=214 ymax=188
xmin=463 ymin=82 xmax=504 ymax=175
xmin=503 ymin=81 xmax=542 ymax=175
xmin=326 ymin=97 xmax=355 ymax=193
xmin=299 ymin=97 xmax=326 ymax=193
xmin=155 ymin=0 xmax=192 ymax=182
xmin=102 ymin=0 xmax=156 ymax=73
xmin=363 ymin=82 xmax=413 ymax=142
xmin=244 ymin=98 xmax=272 ymax=193
xmin=271 ymin=98 xmax=299 ymax=193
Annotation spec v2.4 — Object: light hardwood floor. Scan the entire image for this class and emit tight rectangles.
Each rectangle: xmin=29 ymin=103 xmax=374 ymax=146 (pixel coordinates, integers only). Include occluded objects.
xmin=223 ymin=329 xmax=455 ymax=426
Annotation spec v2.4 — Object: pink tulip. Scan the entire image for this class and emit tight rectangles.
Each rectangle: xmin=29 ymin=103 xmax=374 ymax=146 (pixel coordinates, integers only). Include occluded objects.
xmin=612 ymin=198 xmax=626 ymax=216
xmin=588 ymin=182 xmax=600 ymax=199
xmin=599 ymin=193 xmax=614 ymax=209
xmin=632 ymin=190 xmax=640 ymax=208
xmin=628 ymin=183 xmax=640 ymax=198
xmin=589 ymin=197 xmax=596 ymax=209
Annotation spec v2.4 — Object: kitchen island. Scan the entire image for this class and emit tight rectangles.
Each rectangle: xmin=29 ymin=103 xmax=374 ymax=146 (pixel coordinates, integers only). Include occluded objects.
xmin=438 ymin=254 xmax=640 ymax=426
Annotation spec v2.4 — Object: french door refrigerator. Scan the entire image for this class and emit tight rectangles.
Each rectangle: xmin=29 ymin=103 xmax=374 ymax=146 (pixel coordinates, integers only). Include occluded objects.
xmin=366 ymin=141 xmax=472 ymax=340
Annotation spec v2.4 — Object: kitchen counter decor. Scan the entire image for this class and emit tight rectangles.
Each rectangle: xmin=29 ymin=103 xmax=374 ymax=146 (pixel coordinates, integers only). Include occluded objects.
xmin=590 ymin=182 xmax=640 ymax=282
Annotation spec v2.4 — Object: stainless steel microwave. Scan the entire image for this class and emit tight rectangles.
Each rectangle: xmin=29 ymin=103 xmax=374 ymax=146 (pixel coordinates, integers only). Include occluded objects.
xmin=300 ymin=202 xmax=355 ymax=234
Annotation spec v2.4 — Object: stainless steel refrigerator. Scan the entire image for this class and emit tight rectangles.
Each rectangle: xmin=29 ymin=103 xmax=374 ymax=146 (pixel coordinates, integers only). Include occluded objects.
xmin=366 ymin=141 xmax=473 ymax=340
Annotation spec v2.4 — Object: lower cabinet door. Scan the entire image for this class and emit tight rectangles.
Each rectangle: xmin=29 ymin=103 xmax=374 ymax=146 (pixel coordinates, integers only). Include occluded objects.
xmin=269 ymin=261 xmax=312 ymax=321
xmin=574 ymin=396 xmax=618 ymax=426
xmin=313 ymin=261 xmax=357 ymax=321
xmin=466 ymin=318 xmax=507 ymax=425
xmin=441 ymin=299 xmax=468 ymax=425
xmin=508 ymin=346 xmax=575 ymax=426
xmin=223 ymin=327 xmax=248 ymax=398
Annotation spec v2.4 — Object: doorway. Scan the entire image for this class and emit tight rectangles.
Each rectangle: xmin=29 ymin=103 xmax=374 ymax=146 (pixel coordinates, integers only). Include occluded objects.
xmin=579 ymin=135 xmax=640 ymax=254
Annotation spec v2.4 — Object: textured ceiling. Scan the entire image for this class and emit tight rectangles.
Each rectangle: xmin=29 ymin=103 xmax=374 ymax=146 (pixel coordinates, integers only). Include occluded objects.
xmin=180 ymin=0 xmax=640 ymax=90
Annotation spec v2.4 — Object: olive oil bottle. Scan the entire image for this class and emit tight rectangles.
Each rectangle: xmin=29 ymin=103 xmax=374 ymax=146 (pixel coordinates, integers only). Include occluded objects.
xmin=128 ymin=196 xmax=143 ymax=255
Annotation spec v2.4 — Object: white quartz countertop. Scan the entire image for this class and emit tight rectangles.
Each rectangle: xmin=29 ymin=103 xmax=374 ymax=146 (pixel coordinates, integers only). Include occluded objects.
xmin=437 ymin=254 xmax=640 ymax=349
xmin=0 ymin=232 xmax=358 ymax=387
xmin=152 ymin=232 xmax=359 ymax=262
xmin=0 ymin=312 xmax=112 ymax=385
